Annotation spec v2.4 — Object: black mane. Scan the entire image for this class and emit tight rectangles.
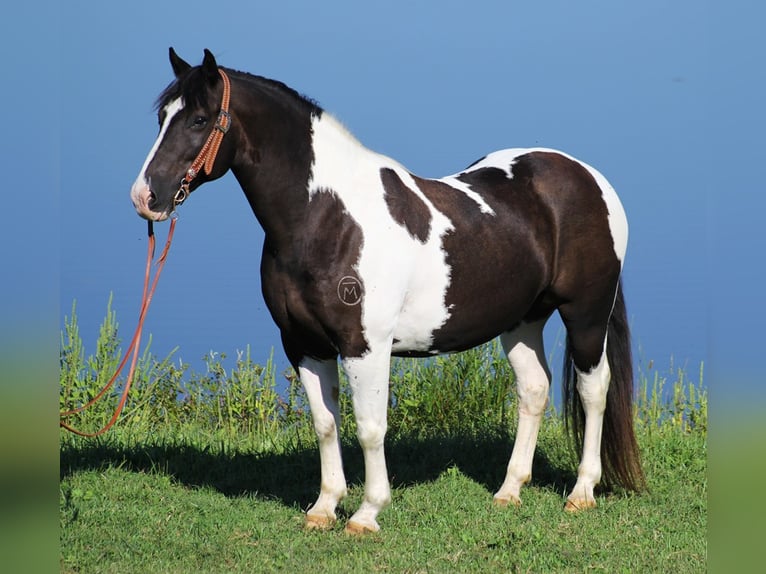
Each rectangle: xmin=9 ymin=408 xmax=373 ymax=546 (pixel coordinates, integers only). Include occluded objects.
xmin=154 ymin=66 xmax=322 ymax=116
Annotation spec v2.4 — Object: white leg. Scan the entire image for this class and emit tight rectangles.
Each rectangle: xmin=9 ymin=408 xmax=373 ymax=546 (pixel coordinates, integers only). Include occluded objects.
xmin=494 ymin=321 xmax=551 ymax=507
xmin=565 ymin=351 xmax=609 ymax=511
xmin=341 ymin=349 xmax=392 ymax=534
xmin=299 ymin=357 xmax=348 ymax=529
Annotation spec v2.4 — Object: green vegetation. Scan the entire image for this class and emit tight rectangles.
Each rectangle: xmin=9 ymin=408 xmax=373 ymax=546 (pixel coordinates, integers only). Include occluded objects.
xmin=60 ymin=301 xmax=706 ymax=573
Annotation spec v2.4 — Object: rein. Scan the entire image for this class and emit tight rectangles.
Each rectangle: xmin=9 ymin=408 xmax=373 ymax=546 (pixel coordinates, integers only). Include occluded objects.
xmin=60 ymin=219 xmax=176 ymax=436
xmin=174 ymin=68 xmax=232 ymax=207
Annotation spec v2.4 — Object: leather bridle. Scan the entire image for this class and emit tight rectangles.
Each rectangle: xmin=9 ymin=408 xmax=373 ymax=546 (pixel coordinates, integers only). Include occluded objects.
xmin=173 ymin=68 xmax=232 ymax=207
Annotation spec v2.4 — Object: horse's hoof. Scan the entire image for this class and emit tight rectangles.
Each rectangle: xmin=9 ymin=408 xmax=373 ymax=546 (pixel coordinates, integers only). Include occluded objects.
xmin=344 ymin=520 xmax=379 ymax=535
xmin=304 ymin=513 xmax=335 ymax=530
xmin=493 ymin=494 xmax=522 ymax=508
xmin=564 ymin=498 xmax=597 ymax=512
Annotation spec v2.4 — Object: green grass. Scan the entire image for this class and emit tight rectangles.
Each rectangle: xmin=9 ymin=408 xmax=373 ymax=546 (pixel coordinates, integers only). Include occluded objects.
xmin=60 ymin=301 xmax=706 ymax=573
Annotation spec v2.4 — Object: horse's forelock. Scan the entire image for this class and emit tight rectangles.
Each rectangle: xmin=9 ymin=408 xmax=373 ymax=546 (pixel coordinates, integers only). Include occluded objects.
xmin=154 ymin=67 xmax=213 ymax=112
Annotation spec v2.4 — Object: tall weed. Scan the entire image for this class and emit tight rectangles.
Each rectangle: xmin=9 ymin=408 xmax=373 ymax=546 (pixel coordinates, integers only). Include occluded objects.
xmin=388 ymin=341 xmax=517 ymax=438
xmin=636 ymin=359 xmax=707 ymax=434
xmin=60 ymin=300 xmax=706 ymax=447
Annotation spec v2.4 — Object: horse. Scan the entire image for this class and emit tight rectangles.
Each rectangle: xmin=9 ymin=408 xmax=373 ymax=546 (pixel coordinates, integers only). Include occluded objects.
xmin=130 ymin=48 xmax=644 ymax=534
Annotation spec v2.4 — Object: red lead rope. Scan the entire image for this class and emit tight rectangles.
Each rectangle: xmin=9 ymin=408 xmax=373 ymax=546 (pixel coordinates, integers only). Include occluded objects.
xmin=60 ymin=218 xmax=177 ymax=437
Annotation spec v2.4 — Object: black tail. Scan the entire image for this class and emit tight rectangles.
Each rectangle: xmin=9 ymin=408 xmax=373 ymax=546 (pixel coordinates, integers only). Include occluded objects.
xmin=563 ymin=280 xmax=645 ymax=491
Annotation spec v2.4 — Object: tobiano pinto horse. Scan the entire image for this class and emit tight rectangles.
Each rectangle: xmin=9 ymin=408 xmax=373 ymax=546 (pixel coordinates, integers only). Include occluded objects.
xmin=131 ymin=49 xmax=644 ymax=534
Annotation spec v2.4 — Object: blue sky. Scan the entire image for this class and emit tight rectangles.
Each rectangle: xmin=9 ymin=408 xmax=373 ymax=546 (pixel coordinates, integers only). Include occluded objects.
xmin=14 ymin=1 xmax=760 ymax=397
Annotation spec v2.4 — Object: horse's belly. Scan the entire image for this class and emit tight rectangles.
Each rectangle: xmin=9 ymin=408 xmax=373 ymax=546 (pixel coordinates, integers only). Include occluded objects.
xmin=390 ymin=259 xmax=543 ymax=355
xmin=390 ymin=303 xmax=512 ymax=356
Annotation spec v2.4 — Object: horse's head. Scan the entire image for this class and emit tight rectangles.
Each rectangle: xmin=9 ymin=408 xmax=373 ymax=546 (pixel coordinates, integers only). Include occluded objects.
xmin=131 ymin=48 xmax=235 ymax=221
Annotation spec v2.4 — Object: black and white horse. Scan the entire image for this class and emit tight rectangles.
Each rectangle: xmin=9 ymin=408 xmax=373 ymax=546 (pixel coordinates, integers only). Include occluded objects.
xmin=131 ymin=49 xmax=644 ymax=533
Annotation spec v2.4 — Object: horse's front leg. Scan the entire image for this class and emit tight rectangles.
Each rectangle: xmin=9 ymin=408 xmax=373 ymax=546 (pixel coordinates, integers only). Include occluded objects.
xmin=299 ymin=357 xmax=348 ymax=529
xmin=341 ymin=350 xmax=392 ymax=534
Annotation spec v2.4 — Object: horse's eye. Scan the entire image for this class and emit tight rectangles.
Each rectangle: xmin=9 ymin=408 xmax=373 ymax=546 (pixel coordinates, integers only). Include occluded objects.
xmin=191 ymin=116 xmax=208 ymax=128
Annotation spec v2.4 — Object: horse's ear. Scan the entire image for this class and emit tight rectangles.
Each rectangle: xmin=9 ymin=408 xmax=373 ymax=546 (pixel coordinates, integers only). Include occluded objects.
xmin=169 ymin=47 xmax=191 ymax=77
xmin=201 ymin=49 xmax=219 ymax=81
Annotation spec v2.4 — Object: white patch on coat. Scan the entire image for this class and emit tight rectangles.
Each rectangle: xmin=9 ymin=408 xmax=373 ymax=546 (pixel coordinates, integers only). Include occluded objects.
xmin=576 ymin=162 xmax=628 ymax=265
xmin=130 ymin=97 xmax=185 ymax=212
xmin=436 ymin=175 xmax=496 ymax=215
xmin=461 ymin=148 xmax=530 ymax=178
xmin=307 ymin=114 xmax=454 ymax=353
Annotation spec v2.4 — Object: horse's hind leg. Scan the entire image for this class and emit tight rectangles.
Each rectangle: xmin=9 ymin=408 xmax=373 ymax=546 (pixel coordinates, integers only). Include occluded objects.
xmin=299 ymin=357 xmax=348 ymax=529
xmin=494 ymin=319 xmax=551 ymax=507
xmin=565 ymin=349 xmax=610 ymax=511
xmin=558 ymin=298 xmax=613 ymax=511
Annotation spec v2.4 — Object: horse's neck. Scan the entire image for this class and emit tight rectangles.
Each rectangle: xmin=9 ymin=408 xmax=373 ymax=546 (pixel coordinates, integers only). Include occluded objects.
xmin=234 ymin=109 xmax=395 ymax=251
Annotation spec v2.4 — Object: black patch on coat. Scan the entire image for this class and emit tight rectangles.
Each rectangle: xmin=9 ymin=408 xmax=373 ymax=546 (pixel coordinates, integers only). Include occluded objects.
xmin=380 ymin=168 xmax=432 ymax=243
xmin=456 ymin=167 xmax=511 ymax=188
xmin=259 ymin=188 xmax=370 ymax=367
xmin=412 ymin=173 xmax=544 ymax=352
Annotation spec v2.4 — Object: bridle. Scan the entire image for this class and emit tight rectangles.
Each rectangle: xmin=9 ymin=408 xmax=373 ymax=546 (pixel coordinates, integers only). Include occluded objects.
xmin=173 ymin=68 xmax=232 ymax=207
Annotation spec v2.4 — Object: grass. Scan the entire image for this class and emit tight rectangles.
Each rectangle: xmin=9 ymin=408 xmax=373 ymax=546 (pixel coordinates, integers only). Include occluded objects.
xmin=60 ymin=301 xmax=706 ymax=573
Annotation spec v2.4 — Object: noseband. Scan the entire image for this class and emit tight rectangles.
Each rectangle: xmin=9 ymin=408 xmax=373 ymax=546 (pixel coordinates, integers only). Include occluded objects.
xmin=173 ymin=68 xmax=232 ymax=207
